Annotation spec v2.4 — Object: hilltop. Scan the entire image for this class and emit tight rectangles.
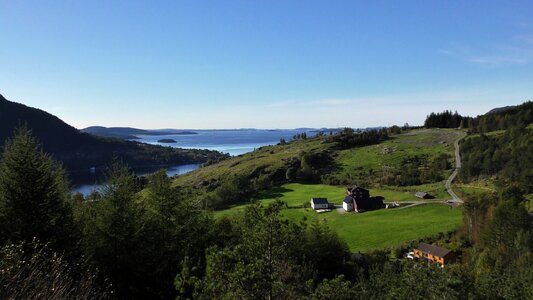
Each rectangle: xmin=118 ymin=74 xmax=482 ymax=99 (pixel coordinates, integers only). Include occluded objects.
xmin=0 ymin=94 xmax=225 ymax=174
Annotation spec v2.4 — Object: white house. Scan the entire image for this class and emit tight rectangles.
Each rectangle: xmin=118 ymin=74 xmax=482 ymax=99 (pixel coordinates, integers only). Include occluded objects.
xmin=310 ymin=198 xmax=329 ymax=210
xmin=342 ymin=196 xmax=354 ymax=211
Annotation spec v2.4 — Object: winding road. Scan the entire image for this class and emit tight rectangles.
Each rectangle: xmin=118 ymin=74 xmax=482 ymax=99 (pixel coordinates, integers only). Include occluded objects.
xmin=445 ymin=133 xmax=466 ymax=204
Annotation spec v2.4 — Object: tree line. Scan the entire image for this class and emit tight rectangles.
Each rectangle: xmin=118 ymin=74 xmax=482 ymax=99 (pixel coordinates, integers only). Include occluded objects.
xmin=424 ymin=110 xmax=466 ymax=129
xmin=325 ymin=127 xmax=389 ymax=149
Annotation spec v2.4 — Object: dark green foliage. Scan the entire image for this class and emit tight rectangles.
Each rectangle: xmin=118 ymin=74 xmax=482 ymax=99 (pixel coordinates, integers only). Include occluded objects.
xmin=197 ymin=201 xmax=349 ymax=299
xmin=424 ymin=110 xmax=467 ymax=128
xmin=310 ymin=275 xmax=356 ymax=300
xmin=0 ymin=126 xmax=78 ymax=254
xmin=303 ymin=222 xmax=350 ymax=279
xmin=460 ymin=126 xmax=533 ymax=192
xmin=468 ymin=101 xmax=533 ymax=133
xmin=326 ymin=128 xmax=389 ymax=150
xmin=299 ymin=150 xmax=335 ymax=182
xmin=76 ymin=163 xmax=213 ymax=299
xmin=483 ymin=200 xmax=531 ymax=252
xmin=293 ymin=132 xmax=308 ymax=140
xmin=77 ymin=161 xmax=147 ymax=298
xmin=380 ymin=154 xmax=450 ymax=186
xmin=354 ymin=262 xmax=474 ymax=300
xmin=388 ymin=125 xmax=402 ymax=135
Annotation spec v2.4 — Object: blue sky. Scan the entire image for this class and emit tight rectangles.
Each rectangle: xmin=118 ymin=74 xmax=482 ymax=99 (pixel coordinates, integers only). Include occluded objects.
xmin=1 ymin=1 xmax=533 ymax=129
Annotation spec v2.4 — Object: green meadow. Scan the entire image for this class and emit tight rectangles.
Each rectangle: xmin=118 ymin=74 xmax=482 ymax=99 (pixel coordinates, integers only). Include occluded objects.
xmin=335 ymin=128 xmax=462 ymax=177
xmin=215 ymin=183 xmax=463 ymax=252
xmin=281 ymin=204 xmax=462 ymax=252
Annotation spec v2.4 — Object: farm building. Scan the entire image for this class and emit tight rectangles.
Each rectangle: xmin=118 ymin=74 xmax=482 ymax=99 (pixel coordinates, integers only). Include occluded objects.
xmin=413 ymin=243 xmax=455 ymax=267
xmin=310 ymin=198 xmax=330 ymax=210
xmin=415 ymin=191 xmax=432 ymax=199
xmin=343 ymin=186 xmax=384 ymax=212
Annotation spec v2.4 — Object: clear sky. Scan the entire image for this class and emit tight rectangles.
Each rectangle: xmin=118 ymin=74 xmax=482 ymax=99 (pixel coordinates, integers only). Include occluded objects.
xmin=1 ymin=1 xmax=533 ymax=129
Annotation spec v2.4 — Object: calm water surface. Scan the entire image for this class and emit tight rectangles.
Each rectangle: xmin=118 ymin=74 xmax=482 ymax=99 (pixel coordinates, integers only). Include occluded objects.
xmin=135 ymin=129 xmax=317 ymax=156
xmin=72 ymin=163 xmax=200 ymax=196
xmin=72 ymin=129 xmax=319 ymax=196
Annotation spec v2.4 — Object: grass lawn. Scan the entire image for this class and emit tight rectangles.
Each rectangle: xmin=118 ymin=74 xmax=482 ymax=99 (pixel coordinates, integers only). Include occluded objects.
xmin=281 ymin=204 xmax=462 ymax=252
xmin=255 ymin=183 xmax=450 ymax=205
xmin=214 ymin=183 xmax=463 ymax=252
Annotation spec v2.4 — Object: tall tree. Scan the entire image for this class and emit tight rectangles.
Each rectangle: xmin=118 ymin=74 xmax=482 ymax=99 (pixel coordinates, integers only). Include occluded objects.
xmin=79 ymin=161 xmax=146 ymax=298
xmin=0 ymin=126 xmax=77 ymax=253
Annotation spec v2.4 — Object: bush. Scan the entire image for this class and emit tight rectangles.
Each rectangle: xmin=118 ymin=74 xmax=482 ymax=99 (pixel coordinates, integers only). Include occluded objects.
xmin=0 ymin=241 xmax=110 ymax=299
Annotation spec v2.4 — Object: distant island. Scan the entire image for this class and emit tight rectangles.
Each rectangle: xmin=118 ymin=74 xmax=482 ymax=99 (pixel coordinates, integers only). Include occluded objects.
xmin=82 ymin=126 xmax=198 ymax=140
xmin=158 ymin=138 xmax=177 ymax=143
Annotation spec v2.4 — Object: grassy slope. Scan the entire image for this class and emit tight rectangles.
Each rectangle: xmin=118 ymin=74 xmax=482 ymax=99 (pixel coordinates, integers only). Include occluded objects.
xmin=281 ymin=204 xmax=461 ymax=252
xmin=172 ymin=137 xmax=329 ymax=188
xmin=175 ymin=128 xmax=462 ymax=196
xmin=215 ymin=183 xmax=463 ymax=252
xmin=335 ymin=128 xmax=460 ymax=174
xmin=178 ymin=128 xmax=465 ymax=252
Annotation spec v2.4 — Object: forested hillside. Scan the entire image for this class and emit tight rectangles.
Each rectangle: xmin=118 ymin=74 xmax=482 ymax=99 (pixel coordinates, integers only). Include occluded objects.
xmin=0 ymin=95 xmax=225 ymax=172
xmin=468 ymin=101 xmax=533 ymax=133
xmin=0 ymin=103 xmax=531 ymax=299
xmin=453 ymin=101 xmax=533 ymax=193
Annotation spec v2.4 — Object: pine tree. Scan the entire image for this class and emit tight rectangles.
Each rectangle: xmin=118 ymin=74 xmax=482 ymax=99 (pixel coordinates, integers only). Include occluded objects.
xmin=0 ymin=126 xmax=77 ymax=253
xmin=79 ymin=161 xmax=145 ymax=298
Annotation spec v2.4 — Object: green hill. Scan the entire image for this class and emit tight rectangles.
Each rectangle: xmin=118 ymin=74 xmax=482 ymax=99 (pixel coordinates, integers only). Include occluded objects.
xmin=173 ymin=128 xmax=463 ymax=251
xmin=173 ymin=127 xmax=461 ymax=209
xmin=0 ymin=94 xmax=225 ymax=174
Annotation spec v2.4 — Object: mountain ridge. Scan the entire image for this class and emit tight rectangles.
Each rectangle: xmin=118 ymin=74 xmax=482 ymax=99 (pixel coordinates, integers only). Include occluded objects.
xmin=0 ymin=94 xmax=225 ymax=175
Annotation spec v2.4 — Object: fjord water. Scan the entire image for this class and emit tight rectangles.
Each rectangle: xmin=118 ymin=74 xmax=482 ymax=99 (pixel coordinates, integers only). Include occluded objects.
xmin=72 ymin=129 xmax=317 ymax=195
xmin=134 ymin=129 xmax=317 ymax=156
xmin=72 ymin=163 xmax=201 ymax=196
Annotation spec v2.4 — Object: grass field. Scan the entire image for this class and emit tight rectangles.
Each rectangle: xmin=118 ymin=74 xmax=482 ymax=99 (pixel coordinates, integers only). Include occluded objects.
xmin=217 ymin=182 xmax=447 ymax=214
xmin=454 ymin=181 xmax=496 ymax=199
xmin=215 ymin=183 xmax=463 ymax=252
xmin=172 ymin=137 xmax=329 ymax=188
xmin=333 ymin=128 xmax=463 ymax=182
xmin=174 ymin=128 xmax=463 ymax=192
xmin=259 ymin=182 xmax=451 ymax=205
xmin=281 ymin=204 xmax=462 ymax=252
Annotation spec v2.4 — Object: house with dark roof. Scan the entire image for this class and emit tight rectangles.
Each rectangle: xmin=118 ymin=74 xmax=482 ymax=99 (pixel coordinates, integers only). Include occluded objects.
xmin=415 ymin=191 xmax=432 ymax=199
xmin=413 ymin=243 xmax=456 ymax=267
xmin=310 ymin=198 xmax=330 ymax=210
xmin=343 ymin=186 xmax=384 ymax=212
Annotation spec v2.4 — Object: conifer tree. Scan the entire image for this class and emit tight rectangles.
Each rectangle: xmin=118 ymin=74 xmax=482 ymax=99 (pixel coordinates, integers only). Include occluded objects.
xmin=0 ymin=126 xmax=77 ymax=253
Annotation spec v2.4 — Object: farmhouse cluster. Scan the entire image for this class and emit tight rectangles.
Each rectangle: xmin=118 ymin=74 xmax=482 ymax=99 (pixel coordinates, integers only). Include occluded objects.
xmin=309 ymin=186 xmax=385 ymax=213
xmin=343 ymin=186 xmax=384 ymax=212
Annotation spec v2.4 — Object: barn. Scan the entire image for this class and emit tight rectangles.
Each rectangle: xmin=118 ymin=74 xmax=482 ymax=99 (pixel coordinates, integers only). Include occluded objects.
xmin=343 ymin=186 xmax=384 ymax=212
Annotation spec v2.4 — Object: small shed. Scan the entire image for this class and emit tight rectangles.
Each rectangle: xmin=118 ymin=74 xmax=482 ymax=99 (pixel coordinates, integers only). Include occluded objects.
xmin=342 ymin=196 xmax=354 ymax=211
xmin=310 ymin=198 xmax=329 ymax=210
xmin=415 ymin=191 xmax=432 ymax=199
